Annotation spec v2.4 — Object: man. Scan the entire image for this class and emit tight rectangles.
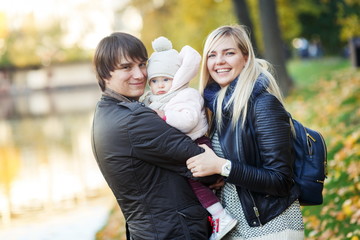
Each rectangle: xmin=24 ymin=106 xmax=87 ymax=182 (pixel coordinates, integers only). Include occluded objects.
xmin=91 ymin=32 xmax=212 ymax=239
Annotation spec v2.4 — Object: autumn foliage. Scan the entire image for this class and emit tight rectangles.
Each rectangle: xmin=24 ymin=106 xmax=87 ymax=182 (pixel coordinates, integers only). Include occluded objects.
xmin=286 ymin=65 xmax=360 ymax=240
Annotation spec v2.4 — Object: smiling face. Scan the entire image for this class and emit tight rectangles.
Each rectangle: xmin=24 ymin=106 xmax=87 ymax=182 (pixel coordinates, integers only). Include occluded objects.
xmin=105 ymin=58 xmax=147 ymax=100
xmin=206 ymin=36 xmax=248 ymax=88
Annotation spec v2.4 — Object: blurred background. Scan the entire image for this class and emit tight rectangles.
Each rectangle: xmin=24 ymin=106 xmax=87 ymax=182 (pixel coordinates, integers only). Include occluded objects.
xmin=0 ymin=0 xmax=359 ymax=239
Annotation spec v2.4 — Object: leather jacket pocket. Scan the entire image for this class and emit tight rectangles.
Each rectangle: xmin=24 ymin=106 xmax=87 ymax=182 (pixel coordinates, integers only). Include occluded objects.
xmin=177 ymin=204 xmax=210 ymax=240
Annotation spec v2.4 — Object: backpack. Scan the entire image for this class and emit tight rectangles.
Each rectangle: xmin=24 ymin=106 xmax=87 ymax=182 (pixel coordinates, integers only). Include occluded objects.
xmin=290 ymin=117 xmax=328 ymax=206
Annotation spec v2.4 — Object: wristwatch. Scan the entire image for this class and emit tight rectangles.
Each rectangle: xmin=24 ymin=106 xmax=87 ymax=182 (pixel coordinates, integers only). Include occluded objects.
xmin=221 ymin=160 xmax=232 ymax=177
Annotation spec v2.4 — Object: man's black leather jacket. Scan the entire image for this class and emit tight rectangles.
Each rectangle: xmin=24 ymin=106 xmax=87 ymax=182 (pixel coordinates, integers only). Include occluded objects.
xmin=92 ymin=95 xmax=213 ymax=239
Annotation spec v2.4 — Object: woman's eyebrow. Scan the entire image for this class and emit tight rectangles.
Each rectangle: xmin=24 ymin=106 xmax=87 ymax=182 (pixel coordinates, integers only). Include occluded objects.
xmin=222 ymin=48 xmax=236 ymax=52
xmin=209 ymin=47 xmax=236 ymax=53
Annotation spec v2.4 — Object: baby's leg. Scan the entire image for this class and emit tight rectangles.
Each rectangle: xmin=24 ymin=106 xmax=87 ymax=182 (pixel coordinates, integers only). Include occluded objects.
xmin=188 ymin=179 xmax=237 ymax=239
xmin=188 ymin=178 xmax=219 ymax=209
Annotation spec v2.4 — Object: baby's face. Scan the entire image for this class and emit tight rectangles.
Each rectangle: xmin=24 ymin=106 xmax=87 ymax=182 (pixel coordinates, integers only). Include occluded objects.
xmin=149 ymin=76 xmax=173 ymax=95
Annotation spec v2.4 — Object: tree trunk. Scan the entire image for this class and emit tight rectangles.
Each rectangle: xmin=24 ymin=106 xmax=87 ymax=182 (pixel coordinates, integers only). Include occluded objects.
xmin=259 ymin=0 xmax=293 ymax=96
xmin=232 ymin=0 xmax=260 ymax=56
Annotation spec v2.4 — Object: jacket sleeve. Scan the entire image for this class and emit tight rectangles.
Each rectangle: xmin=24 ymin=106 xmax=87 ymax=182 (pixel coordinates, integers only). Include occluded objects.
xmin=170 ymin=46 xmax=201 ymax=91
xmin=127 ymin=105 xmax=216 ymax=183
xmin=227 ymin=94 xmax=294 ymax=196
xmin=164 ymin=88 xmax=205 ymax=137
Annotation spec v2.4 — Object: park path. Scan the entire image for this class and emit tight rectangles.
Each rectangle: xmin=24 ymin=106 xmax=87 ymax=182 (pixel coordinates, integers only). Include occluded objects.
xmin=0 ymin=195 xmax=113 ymax=240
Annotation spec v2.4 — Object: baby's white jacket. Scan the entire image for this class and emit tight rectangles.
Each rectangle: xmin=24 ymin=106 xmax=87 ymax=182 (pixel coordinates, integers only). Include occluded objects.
xmin=143 ymin=45 xmax=208 ymax=140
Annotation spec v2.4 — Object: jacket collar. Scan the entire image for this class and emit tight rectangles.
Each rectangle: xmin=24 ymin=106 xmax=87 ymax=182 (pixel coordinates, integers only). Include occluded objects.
xmin=203 ymin=73 xmax=269 ymax=113
xmin=102 ymin=87 xmax=135 ymax=103
xmin=250 ymin=74 xmax=269 ymax=100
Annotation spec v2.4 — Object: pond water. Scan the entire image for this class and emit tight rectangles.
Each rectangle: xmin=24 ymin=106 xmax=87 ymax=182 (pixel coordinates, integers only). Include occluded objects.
xmin=0 ymin=85 xmax=112 ymax=239
xmin=0 ymin=195 xmax=113 ymax=240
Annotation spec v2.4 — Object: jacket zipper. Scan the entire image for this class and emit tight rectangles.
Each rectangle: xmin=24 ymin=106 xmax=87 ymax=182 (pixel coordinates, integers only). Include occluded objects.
xmin=248 ymin=190 xmax=262 ymax=227
xmin=245 ymin=101 xmax=262 ymax=227
xmin=317 ymin=131 xmax=328 ymax=177
xmin=307 ymin=129 xmax=328 ymax=179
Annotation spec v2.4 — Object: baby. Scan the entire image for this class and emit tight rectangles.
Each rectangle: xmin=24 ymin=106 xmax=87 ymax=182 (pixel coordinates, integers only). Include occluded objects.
xmin=143 ymin=36 xmax=237 ymax=240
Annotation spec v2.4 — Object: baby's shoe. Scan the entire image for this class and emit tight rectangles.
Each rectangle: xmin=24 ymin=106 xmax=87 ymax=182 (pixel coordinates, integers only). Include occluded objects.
xmin=209 ymin=210 xmax=237 ymax=240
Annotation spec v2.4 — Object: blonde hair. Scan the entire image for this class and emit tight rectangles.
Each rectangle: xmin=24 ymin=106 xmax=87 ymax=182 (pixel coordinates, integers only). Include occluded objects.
xmin=199 ymin=24 xmax=284 ymax=130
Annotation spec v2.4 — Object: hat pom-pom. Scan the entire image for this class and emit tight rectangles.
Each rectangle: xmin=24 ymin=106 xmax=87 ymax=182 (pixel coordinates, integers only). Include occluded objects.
xmin=152 ymin=36 xmax=172 ymax=52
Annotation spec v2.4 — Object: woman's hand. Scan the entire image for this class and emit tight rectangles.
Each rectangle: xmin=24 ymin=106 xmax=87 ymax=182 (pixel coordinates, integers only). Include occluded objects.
xmin=186 ymin=144 xmax=227 ymax=177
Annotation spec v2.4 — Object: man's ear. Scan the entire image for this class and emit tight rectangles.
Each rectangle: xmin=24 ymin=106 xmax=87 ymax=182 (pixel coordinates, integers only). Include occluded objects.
xmin=104 ymin=76 xmax=111 ymax=85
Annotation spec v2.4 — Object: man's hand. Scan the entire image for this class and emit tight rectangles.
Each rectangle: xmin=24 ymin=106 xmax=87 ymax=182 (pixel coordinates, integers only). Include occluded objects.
xmin=209 ymin=177 xmax=225 ymax=190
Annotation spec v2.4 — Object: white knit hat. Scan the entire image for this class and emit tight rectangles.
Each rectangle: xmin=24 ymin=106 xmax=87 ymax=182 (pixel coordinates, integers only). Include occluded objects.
xmin=147 ymin=36 xmax=181 ymax=81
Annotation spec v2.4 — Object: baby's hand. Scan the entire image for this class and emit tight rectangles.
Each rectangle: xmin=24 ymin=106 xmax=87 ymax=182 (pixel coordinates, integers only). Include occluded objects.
xmin=153 ymin=109 xmax=165 ymax=119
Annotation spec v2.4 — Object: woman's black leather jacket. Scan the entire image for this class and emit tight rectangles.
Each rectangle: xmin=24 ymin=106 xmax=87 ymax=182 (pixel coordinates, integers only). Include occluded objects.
xmin=215 ymin=79 xmax=300 ymax=227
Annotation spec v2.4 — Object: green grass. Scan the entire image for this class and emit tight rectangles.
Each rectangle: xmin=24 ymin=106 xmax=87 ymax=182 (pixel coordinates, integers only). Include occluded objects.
xmin=287 ymin=57 xmax=351 ymax=87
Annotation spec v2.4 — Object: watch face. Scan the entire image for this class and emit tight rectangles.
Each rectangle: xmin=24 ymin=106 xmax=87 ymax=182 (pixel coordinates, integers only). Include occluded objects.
xmin=222 ymin=161 xmax=231 ymax=176
xmin=225 ymin=165 xmax=231 ymax=171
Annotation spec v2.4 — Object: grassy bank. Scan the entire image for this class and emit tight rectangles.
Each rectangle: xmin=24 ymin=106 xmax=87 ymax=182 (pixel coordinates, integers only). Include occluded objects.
xmin=287 ymin=57 xmax=351 ymax=87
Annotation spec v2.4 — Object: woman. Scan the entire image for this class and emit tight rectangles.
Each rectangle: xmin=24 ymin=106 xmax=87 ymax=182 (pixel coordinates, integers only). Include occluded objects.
xmin=187 ymin=25 xmax=304 ymax=239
